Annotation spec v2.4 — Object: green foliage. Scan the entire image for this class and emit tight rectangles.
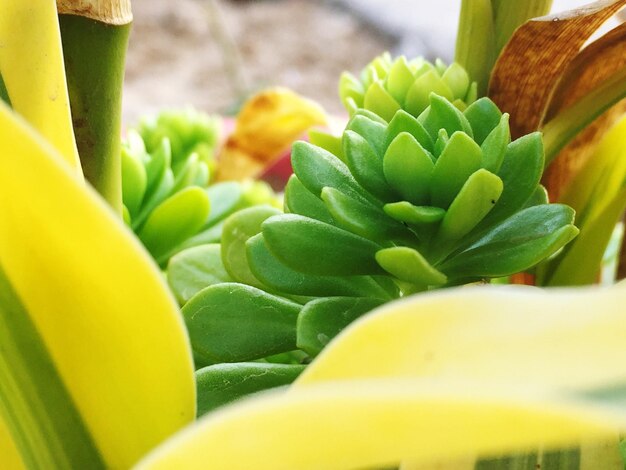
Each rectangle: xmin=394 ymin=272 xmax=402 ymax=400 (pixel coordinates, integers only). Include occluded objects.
xmin=170 ymin=94 xmax=578 ymax=379
xmin=339 ymin=53 xmax=477 ymax=120
xmin=195 ymin=363 xmax=305 ymax=417
xmin=121 ymin=109 xmax=279 ymax=266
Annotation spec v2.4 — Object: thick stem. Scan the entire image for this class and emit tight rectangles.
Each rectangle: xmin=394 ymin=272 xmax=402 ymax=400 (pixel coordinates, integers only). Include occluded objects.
xmin=59 ymin=12 xmax=130 ymax=214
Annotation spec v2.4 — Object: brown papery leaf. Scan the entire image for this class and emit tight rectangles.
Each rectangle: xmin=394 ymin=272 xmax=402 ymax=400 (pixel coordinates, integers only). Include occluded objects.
xmin=488 ymin=0 xmax=626 ymax=139
xmin=542 ymin=21 xmax=626 ymax=200
xmin=216 ymin=87 xmax=327 ymax=182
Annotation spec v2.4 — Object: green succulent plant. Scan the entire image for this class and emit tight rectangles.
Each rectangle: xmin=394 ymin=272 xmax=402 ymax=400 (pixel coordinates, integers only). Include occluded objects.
xmin=339 ymin=53 xmax=478 ymax=121
xmin=122 ymin=109 xmax=279 ymax=266
xmin=174 ymin=94 xmax=579 ymax=388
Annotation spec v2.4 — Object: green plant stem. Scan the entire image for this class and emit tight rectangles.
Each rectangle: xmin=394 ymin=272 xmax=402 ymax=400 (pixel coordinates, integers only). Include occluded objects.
xmin=59 ymin=15 xmax=131 ymax=215
xmin=455 ymin=0 xmax=496 ymax=97
xmin=491 ymin=0 xmax=553 ymax=54
xmin=542 ymin=66 xmax=626 ymax=165
xmin=0 ymin=265 xmax=104 ymax=469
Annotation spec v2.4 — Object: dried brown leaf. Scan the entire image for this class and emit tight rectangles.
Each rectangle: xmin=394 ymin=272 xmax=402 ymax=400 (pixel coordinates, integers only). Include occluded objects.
xmin=543 ymin=22 xmax=626 ymax=200
xmin=488 ymin=0 xmax=626 ymax=138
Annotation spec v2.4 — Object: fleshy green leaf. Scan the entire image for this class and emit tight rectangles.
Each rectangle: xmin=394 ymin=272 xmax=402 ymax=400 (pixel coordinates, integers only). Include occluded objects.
xmin=262 ymin=214 xmax=383 ymax=276
xmin=481 ymin=113 xmax=510 ymax=173
xmin=363 ymin=81 xmax=402 ymax=122
xmin=246 ymin=233 xmax=394 ymax=299
xmin=297 ymin=297 xmax=385 ymax=356
xmin=405 ymin=71 xmax=453 ymax=116
xmin=183 ymin=283 xmax=301 ymax=363
xmin=221 ymin=206 xmax=281 ymax=288
xmin=284 ymin=175 xmax=335 ymax=224
xmin=321 ymin=187 xmax=409 ymax=243
xmin=138 ymin=187 xmax=210 ymax=263
xmin=384 ymin=109 xmax=434 ymax=153
xmin=464 ymin=97 xmax=503 ymax=145
xmin=346 ymin=114 xmax=387 ymax=155
xmin=383 ymin=132 xmax=434 ymax=205
xmin=471 ymin=132 xmax=544 ymax=235
xmin=376 ymin=246 xmax=447 ymax=286
xmin=430 ymin=131 xmax=482 ymax=209
xmin=442 ymin=205 xmax=579 ymax=278
xmin=343 ymin=130 xmax=394 ymax=201
xmin=291 ymin=141 xmax=371 ymax=205
xmin=167 ymin=244 xmax=232 ymax=305
xmin=437 ymin=169 xmax=503 ymax=243
xmin=196 ymin=363 xmax=304 ymax=417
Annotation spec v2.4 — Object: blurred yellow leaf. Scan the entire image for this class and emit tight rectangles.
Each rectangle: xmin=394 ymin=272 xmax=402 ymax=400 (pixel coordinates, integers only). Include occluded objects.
xmin=217 ymin=87 xmax=327 ymax=182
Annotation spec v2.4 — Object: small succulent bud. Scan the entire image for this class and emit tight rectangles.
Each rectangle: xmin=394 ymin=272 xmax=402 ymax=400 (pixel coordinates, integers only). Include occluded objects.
xmin=339 ymin=53 xmax=478 ymax=121
xmin=121 ymin=109 xmax=278 ymax=266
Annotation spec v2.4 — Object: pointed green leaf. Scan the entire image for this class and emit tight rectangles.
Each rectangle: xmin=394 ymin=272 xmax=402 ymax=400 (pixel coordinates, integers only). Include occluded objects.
xmin=442 ymin=205 xmax=579 ymax=278
xmin=339 ymin=72 xmax=364 ymax=109
xmin=421 ymin=93 xmax=474 ymax=140
xmin=405 ymin=71 xmax=453 ymax=117
xmin=442 ymin=62 xmax=470 ymax=98
xmin=346 ymin=114 xmax=387 ymax=155
xmin=438 ymin=169 xmax=503 ymax=242
xmin=183 ymin=283 xmax=301 ymax=363
xmin=384 ymin=109 xmax=434 ymax=153
xmin=386 ymin=56 xmax=416 ymax=104
xmin=121 ymin=146 xmax=147 ymax=217
xmin=472 ymin=132 xmax=544 ymax=234
xmin=383 ymin=132 xmax=435 ymax=205
xmin=262 ymin=214 xmax=384 ymax=276
xmin=308 ymin=129 xmax=345 ymax=163
xmin=321 ymin=187 xmax=409 ymax=243
xmin=430 ymin=131 xmax=482 ymax=209
xmin=383 ymin=202 xmax=446 ymax=225
xmin=196 ymin=363 xmax=305 ymax=417
xmin=344 ymin=130 xmax=394 ymax=201
xmin=481 ymin=114 xmax=510 ymax=173
xmin=376 ymin=246 xmax=447 ymax=286
xmin=284 ymin=175 xmax=334 ymax=224
xmin=246 ymin=233 xmax=394 ymax=299
xmin=221 ymin=206 xmax=282 ymax=288
xmin=138 ymin=187 xmax=210 ymax=263
xmin=433 ymin=128 xmax=449 ymax=157
xmin=167 ymin=244 xmax=232 ymax=305
xmin=363 ymin=81 xmax=401 ymax=122
xmin=464 ymin=97 xmax=503 ymax=145
xmin=291 ymin=141 xmax=371 ymax=205
xmin=297 ymin=297 xmax=386 ymax=357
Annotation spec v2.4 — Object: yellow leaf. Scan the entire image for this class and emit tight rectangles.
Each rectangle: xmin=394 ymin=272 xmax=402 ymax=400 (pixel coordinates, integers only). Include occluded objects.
xmin=0 ymin=0 xmax=81 ymax=172
xmin=298 ymin=286 xmax=626 ymax=388
xmin=0 ymin=102 xmax=195 ymax=468
xmin=135 ymin=378 xmax=621 ymax=470
xmin=0 ymin=418 xmax=24 ymax=470
xmin=217 ymin=87 xmax=327 ymax=181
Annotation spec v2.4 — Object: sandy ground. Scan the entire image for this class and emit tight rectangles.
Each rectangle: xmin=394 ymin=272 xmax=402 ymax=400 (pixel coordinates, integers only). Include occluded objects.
xmin=123 ymin=0 xmax=393 ymax=124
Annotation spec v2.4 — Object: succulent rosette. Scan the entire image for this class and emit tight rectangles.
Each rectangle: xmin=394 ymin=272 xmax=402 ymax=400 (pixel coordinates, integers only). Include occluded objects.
xmin=178 ymin=92 xmax=579 ymax=386
xmin=339 ymin=53 xmax=478 ymax=120
xmin=122 ymin=109 xmax=278 ymax=266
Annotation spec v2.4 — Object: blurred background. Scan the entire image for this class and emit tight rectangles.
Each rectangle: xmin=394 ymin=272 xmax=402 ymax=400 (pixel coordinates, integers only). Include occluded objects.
xmin=123 ymin=0 xmax=624 ymax=123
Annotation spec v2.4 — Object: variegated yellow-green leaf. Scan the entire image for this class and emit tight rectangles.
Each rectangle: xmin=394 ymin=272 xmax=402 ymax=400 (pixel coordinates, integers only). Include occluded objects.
xmin=0 ymin=0 xmax=81 ymax=171
xmin=0 ymin=102 xmax=195 ymax=468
